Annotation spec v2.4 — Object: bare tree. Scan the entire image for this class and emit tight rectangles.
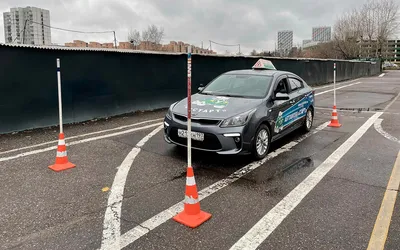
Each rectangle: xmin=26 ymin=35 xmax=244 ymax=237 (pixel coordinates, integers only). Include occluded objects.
xmin=333 ymin=9 xmax=363 ymax=59
xmin=333 ymin=0 xmax=399 ymax=59
xmin=141 ymin=24 xmax=164 ymax=44
xmin=128 ymin=29 xmax=141 ymax=49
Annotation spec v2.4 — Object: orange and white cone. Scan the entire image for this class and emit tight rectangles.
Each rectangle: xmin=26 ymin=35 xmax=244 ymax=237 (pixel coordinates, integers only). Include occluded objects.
xmin=48 ymin=133 xmax=76 ymax=172
xmin=328 ymin=105 xmax=342 ymax=128
xmin=173 ymin=165 xmax=211 ymax=228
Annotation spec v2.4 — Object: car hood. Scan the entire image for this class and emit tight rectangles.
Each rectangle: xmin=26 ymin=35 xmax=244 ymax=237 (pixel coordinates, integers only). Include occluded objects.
xmin=172 ymin=93 xmax=263 ymax=119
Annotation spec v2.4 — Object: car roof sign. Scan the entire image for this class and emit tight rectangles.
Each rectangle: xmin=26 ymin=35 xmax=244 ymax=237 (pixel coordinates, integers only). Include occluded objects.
xmin=252 ymin=59 xmax=276 ymax=70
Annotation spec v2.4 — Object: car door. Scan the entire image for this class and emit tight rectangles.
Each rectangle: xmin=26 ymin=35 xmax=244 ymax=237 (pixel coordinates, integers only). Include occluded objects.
xmin=269 ymin=75 xmax=293 ymax=136
xmin=285 ymin=76 xmax=308 ymax=128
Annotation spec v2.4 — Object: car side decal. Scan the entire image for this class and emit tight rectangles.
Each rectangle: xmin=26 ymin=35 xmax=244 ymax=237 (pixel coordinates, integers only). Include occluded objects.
xmin=274 ymin=93 xmax=314 ymax=133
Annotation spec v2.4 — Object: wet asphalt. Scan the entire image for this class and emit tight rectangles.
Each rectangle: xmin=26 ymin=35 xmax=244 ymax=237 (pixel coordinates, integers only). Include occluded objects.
xmin=0 ymin=71 xmax=399 ymax=250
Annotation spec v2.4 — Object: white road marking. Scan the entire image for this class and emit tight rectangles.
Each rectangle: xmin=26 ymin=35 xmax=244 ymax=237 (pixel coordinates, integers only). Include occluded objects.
xmin=379 ymin=73 xmax=385 ymax=77
xmin=229 ymin=112 xmax=382 ymax=250
xmin=315 ymin=81 xmax=362 ymax=96
xmin=374 ymin=119 xmax=400 ymax=144
xmin=383 ymin=91 xmax=400 ymax=112
xmin=114 ymin=122 xmax=329 ymax=250
xmin=0 ymin=123 xmax=162 ymax=163
xmin=312 ymin=78 xmax=359 ymax=90
xmin=100 ymin=125 xmax=164 ymax=250
xmin=0 ymin=118 xmax=163 ymax=155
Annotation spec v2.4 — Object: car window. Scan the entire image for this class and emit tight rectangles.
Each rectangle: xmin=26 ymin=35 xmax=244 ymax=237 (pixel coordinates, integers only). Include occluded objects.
xmin=274 ymin=78 xmax=289 ymax=94
xmin=289 ymin=78 xmax=303 ymax=92
xmin=201 ymin=74 xmax=273 ymax=98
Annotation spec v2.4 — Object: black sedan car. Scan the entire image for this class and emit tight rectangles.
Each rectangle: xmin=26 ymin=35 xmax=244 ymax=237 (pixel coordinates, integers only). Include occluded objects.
xmin=163 ymin=59 xmax=315 ymax=159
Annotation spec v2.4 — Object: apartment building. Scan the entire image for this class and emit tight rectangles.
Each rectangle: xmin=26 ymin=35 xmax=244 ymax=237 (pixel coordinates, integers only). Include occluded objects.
xmin=3 ymin=6 xmax=51 ymax=45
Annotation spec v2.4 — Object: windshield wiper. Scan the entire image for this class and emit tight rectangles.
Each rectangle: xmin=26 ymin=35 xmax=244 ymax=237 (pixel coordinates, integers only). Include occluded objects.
xmin=216 ymin=94 xmax=246 ymax=98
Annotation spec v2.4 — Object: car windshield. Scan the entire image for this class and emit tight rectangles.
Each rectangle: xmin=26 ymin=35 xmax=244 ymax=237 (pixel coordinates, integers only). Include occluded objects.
xmin=200 ymin=74 xmax=273 ymax=98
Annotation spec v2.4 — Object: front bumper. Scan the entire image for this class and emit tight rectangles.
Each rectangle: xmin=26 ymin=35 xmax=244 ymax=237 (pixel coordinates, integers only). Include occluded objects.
xmin=163 ymin=116 xmax=253 ymax=155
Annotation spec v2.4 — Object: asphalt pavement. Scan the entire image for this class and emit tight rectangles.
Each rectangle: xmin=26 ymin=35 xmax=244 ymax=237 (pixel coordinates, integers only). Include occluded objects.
xmin=0 ymin=71 xmax=399 ymax=250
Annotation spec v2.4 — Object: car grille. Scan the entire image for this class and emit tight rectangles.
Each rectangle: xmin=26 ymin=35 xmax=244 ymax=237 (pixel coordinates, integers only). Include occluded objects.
xmin=169 ymin=127 xmax=222 ymax=151
xmin=173 ymin=113 xmax=221 ymax=126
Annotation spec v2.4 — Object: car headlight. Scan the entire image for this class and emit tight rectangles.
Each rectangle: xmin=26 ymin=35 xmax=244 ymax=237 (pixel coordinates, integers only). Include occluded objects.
xmin=220 ymin=109 xmax=256 ymax=128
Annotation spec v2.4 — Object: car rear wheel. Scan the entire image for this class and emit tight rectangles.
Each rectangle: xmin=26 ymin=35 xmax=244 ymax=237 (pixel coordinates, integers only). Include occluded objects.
xmin=302 ymin=108 xmax=313 ymax=132
xmin=252 ymin=124 xmax=271 ymax=160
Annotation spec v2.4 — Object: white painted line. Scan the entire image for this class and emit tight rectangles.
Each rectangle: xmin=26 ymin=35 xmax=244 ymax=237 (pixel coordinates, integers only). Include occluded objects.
xmin=383 ymin=91 xmax=400 ymax=112
xmin=100 ymin=125 xmax=163 ymax=250
xmin=0 ymin=118 xmax=163 ymax=155
xmin=312 ymin=78 xmax=359 ymax=90
xmin=374 ymin=119 xmax=400 ymax=144
xmin=379 ymin=73 xmax=385 ymax=77
xmin=113 ymin=121 xmax=329 ymax=250
xmin=0 ymin=122 xmax=162 ymax=162
xmin=315 ymin=81 xmax=362 ymax=96
xmin=229 ymin=112 xmax=383 ymax=250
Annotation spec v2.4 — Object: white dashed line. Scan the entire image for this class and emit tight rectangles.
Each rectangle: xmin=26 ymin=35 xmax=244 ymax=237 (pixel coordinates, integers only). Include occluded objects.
xmin=0 ymin=118 xmax=163 ymax=155
xmin=0 ymin=123 xmax=162 ymax=162
xmin=312 ymin=79 xmax=359 ymax=90
xmin=379 ymin=73 xmax=385 ymax=77
xmin=229 ymin=112 xmax=382 ymax=250
xmin=100 ymin=125 xmax=163 ymax=250
xmin=315 ymin=82 xmax=362 ymax=96
xmin=114 ymin=122 xmax=329 ymax=250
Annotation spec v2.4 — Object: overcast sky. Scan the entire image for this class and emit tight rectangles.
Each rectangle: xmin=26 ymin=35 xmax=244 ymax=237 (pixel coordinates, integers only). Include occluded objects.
xmin=0 ymin=0 xmax=386 ymax=54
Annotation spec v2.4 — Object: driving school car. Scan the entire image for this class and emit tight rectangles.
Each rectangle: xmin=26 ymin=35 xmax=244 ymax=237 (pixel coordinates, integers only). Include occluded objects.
xmin=163 ymin=59 xmax=315 ymax=160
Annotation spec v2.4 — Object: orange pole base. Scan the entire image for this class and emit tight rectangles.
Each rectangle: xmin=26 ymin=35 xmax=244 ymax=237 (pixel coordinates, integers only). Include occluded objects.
xmin=328 ymin=121 xmax=342 ymax=128
xmin=49 ymin=162 xmax=76 ymax=172
xmin=173 ymin=210 xmax=212 ymax=228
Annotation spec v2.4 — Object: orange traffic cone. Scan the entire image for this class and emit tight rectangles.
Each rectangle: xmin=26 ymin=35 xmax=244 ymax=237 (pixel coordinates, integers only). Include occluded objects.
xmin=173 ymin=165 xmax=211 ymax=228
xmin=328 ymin=105 xmax=342 ymax=128
xmin=48 ymin=133 xmax=76 ymax=172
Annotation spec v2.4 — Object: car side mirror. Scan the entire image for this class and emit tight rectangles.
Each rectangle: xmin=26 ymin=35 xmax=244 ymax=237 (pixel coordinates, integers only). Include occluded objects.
xmin=198 ymin=84 xmax=204 ymax=92
xmin=274 ymin=92 xmax=289 ymax=101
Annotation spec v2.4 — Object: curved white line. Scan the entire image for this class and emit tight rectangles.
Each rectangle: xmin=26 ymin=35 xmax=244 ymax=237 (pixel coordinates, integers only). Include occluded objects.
xmin=374 ymin=119 xmax=400 ymax=144
xmin=116 ymin=122 xmax=329 ymax=249
xmin=100 ymin=125 xmax=163 ymax=250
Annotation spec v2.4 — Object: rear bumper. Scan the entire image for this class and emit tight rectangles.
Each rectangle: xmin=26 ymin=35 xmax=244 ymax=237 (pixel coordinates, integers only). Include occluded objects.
xmin=163 ymin=116 xmax=253 ymax=155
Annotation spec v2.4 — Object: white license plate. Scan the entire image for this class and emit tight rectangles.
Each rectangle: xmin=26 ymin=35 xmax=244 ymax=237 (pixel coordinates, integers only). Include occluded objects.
xmin=177 ymin=129 xmax=205 ymax=141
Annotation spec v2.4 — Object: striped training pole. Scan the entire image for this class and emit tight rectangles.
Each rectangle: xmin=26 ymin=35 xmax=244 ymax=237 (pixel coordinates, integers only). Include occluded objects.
xmin=334 ymin=62 xmax=336 ymax=107
xmin=187 ymin=46 xmax=192 ymax=169
xmin=57 ymin=58 xmax=63 ymax=134
xmin=48 ymin=58 xmax=76 ymax=171
xmin=173 ymin=46 xmax=212 ymax=228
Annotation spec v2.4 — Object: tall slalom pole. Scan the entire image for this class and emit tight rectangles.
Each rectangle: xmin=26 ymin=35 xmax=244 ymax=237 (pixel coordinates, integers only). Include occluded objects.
xmin=333 ymin=62 xmax=337 ymax=107
xmin=57 ymin=58 xmax=63 ymax=134
xmin=328 ymin=62 xmax=342 ymax=128
xmin=187 ymin=46 xmax=192 ymax=169
xmin=173 ymin=46 xmax=212 ymax=228
xmin=49 ymin=58 xmax=76 ymax=172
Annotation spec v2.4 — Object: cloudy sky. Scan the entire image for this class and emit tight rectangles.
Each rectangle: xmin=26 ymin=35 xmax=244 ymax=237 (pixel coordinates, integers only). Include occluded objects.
xmin=0 ymin=0 xmax=378 ymax=54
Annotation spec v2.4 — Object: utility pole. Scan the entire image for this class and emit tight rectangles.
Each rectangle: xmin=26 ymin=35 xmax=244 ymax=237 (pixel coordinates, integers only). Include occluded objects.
xmin=238 ymin=44 xmax=241 ymax=55
xmin=209 ymin=40 xmax=212 ymax=51
xmin=22 ymin=19 xmax=29 ymax=44
xmin=201 ymin=41 xmax=203 ymax=49
xmin=113 ymin=31 xmax=117 ymax=49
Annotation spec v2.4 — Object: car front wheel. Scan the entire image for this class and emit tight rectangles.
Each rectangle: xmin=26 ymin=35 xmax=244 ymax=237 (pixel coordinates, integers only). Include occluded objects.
xmin=252 ymin=124 xmax=271 ymax=160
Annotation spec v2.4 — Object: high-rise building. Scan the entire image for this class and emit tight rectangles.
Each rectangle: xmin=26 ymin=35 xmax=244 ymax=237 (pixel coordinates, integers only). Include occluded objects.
xmin=312 ymin=26 xmax=331 ymax=42
xmin=3 ymin=6 xmax=51 ymax=45
xmin=277 ymin=30 xmax=293 ymax=56
xmin=302 ymin=39 xmax=312 ymax=46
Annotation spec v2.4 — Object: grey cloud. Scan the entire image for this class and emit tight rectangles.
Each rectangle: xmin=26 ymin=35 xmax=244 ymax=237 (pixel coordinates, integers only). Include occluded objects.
xmin=1 ymin=0 xmax=367 ymax=53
